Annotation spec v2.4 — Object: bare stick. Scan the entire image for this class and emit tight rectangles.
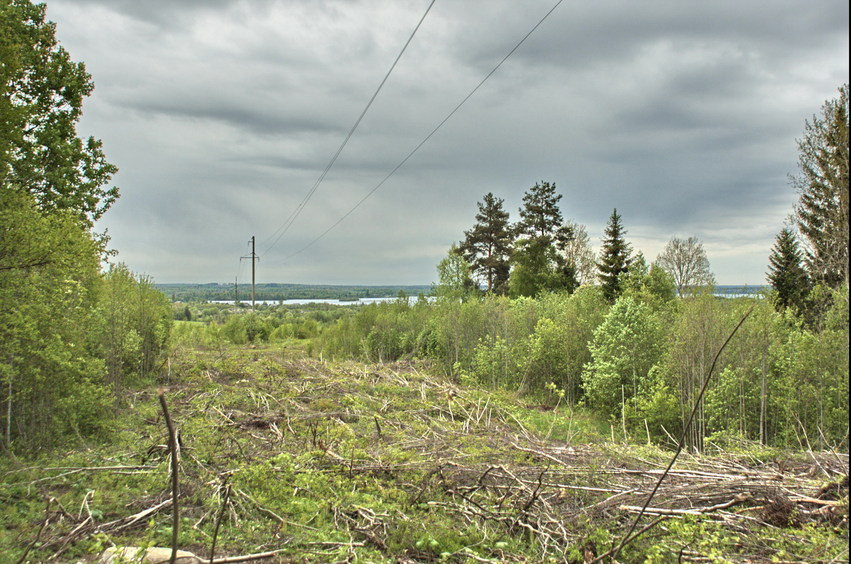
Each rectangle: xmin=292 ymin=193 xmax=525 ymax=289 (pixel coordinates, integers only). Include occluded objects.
xmin=598 ymin=306 xmax=753 ymax=563
xmin=210 ymin=549 xmax=288 ymax=563
xmin=15 ymin=497 xmax=53 ymax=564
xmin=209 ymin=481 xmax=231 ymax=564
xmin=158 ymin=389 xmax=180 ymax=564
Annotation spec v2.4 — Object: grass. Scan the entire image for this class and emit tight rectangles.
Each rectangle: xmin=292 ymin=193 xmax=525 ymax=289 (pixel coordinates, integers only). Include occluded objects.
xmin=1 ymin=341 xmax=847 ymax=563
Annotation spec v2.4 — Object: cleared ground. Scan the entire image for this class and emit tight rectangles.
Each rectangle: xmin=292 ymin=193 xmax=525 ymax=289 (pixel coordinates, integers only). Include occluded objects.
xmin=2 ymin=344 xmax=847 ymax=563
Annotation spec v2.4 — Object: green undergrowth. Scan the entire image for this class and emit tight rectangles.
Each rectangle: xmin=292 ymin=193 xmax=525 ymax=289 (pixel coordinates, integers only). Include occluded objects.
xmin=1 ymin=342 xmax=847 ymax=563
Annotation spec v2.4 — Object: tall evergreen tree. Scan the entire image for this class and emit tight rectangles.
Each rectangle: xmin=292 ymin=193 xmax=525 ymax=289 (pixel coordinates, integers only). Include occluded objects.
xmin=597 ymin=208 xmax=632 ymax=303
xmin=509 ymin=181 xmax=576 ymax=297
xmin=515 ymin=181 xmax=570 ymax=243
xmin=792 ymin=84 xmax=849 ymax=288
xmin=459 ymin=193 xmax=512 ymax=294
xmin=767 ymin=228 xmax=811 ymax=312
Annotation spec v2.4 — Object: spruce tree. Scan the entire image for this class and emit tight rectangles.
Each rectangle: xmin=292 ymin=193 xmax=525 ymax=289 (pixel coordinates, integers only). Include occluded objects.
xmin=792 ymin=84 xmax=849 ymax=288
xmin=459 ymin=192 xmax=513 ymax=294
xmin=597 ymin=208 xmax=632 ymax=303
xmin=767 ymin=228 xmax=811 ymax=312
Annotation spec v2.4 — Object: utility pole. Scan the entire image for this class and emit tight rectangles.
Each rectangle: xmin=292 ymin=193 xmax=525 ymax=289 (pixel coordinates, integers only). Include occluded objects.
xmin=240 ymin=236 xmax=259 ymax=310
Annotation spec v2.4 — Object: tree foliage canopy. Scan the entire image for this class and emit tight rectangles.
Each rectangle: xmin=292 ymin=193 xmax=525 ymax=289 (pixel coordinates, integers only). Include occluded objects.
xmin=459 ymin=192 xmax=512 ymax=295
xmin=510 ymin=182 xmax=577 ymax=297
xmin=596 ymin=208 xmax=632 ymax=303
xmin=561 ymin=220 xmax=597 ymax=286
xmin=792 ymin=83 xmax=849 ymax=288
xmin=514 ymin=181 xmax=571 ymax=245
xmin=0 ymin=2 xmax=173 ymax=451
xmin=656 ymin=236 xmax=715 ymax=297
xmin=1 ymin=0 xmax=118 ymax=225
xmin=767 ymin=227 xmax=811 ymax=313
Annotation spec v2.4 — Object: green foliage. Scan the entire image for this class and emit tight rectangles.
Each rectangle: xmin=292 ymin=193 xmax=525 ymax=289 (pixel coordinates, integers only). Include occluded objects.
xmin=521 ymin=318 xmax=571 ymax=395
xmin=0 ymin=197 xmax=172 ymax=450
xmin=0 ymin=0 xmax=118 ymax=224
xmin=470 ymin=335 xmax=522 ymax=389
xmin=263 ymin=275 xmax=846 ymax=454
xmin=629 ymin=366 xmax=682 ymax=443
xmin=653 ymin=293 xmax=729 ymax=452
xmin=509 ymin=181 xmax=577 ymax=297
xmin=792 ymin=83 xmax=849 ymax=288
xmin=459 ymin=192 xmax=513 ymax=294
xmin=98 ymin=264 xmax=173 ymax=387
xmin=767 ymin=227 xmax=811 ymax=313
xmin=434 ymin=244 xmax=478 ymax=301
xmin=0 ymin=189 xmax=108 ymax=449
xmin=596 ymin=208 xmax=632 ymax=303
xmin=772 ymin=319 xmax=849 ymax=448
xmin=581 ymin=296 xmax=664 ymax=418
xmin=509 ymin=237 xmax=576 ymax=298
xmin=620 ymin=252 xmax=677 ymax=309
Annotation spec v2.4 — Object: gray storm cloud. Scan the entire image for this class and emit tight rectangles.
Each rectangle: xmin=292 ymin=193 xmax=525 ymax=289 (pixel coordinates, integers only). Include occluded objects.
xmin=47 ymin=0 xmax=848 ymax=285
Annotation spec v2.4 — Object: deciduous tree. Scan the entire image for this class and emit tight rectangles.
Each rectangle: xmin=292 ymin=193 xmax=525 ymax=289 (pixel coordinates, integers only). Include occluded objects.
xmin=561 ymin=220 xmax=597 ymax=286
xmin=581 ymin=296 xmax=663 ymax=420
xmin=434 ymin=244 xmax=477 ymax=301
xmin=1 ymin=0 xmax=118 ymax=225
xmin=0 ymin=189 xmax=108 ymax=449
xmin=656 ymin=236 xmax=715 ymax=297
xmin=621 ymin=252 xmax=677 ymax=308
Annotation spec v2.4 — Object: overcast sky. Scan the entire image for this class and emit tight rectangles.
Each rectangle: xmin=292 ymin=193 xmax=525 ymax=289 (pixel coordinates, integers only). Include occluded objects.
xmin=45 ymin=0 xmax=848 ymax=286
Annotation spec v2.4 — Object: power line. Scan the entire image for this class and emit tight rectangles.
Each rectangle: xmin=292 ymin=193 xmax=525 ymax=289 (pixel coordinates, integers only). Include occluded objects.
xmin=261 ymin=0 xmax=437 ymax=257
xmin=279 ymin=0 xmax=565 ymax=263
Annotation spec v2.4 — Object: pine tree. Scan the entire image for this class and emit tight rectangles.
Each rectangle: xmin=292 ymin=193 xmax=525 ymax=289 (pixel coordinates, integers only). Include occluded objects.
xmin=597 ymin=208 xmax=632 ymax=303
xmin=509 ymin=181 xmax=575 ymax=297
xmin=767 ymin=228 xmax=811 ymax=312
xmin=793 ymin=84 xmax=849 ymax=288
xmin=515 ymin=181 xmax=570 ymax=243
xmin=459 ymin=193 xmax=513 ymax=294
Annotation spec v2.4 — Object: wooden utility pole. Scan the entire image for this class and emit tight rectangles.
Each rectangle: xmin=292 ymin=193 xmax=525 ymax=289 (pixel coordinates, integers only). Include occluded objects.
xmin=240 ymin=236 xmax=259 ymax=310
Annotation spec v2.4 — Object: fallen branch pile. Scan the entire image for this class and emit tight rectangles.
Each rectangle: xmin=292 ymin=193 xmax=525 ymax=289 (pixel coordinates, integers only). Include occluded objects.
xmin=4 ymin=354 xmax=847 ymax=562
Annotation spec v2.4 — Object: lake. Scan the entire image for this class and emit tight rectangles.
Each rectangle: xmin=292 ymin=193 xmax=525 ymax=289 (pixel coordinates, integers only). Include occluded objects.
xmin=212 ymin=297 xmax=414 ymax=306
xmin=212 ymin=286 xmax=767 ymax=306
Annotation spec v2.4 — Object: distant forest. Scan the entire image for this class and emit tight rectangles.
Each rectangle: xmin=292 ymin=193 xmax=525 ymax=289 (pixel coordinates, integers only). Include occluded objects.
xmin=157 ymin=282 xmax=433 ymax=302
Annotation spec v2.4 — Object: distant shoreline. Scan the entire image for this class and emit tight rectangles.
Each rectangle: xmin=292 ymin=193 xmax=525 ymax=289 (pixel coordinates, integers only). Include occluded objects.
xmin=156 ymin=282 xmax=767 ymax=302
xmin=156 ymin=282 xmax=433 ymax=302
